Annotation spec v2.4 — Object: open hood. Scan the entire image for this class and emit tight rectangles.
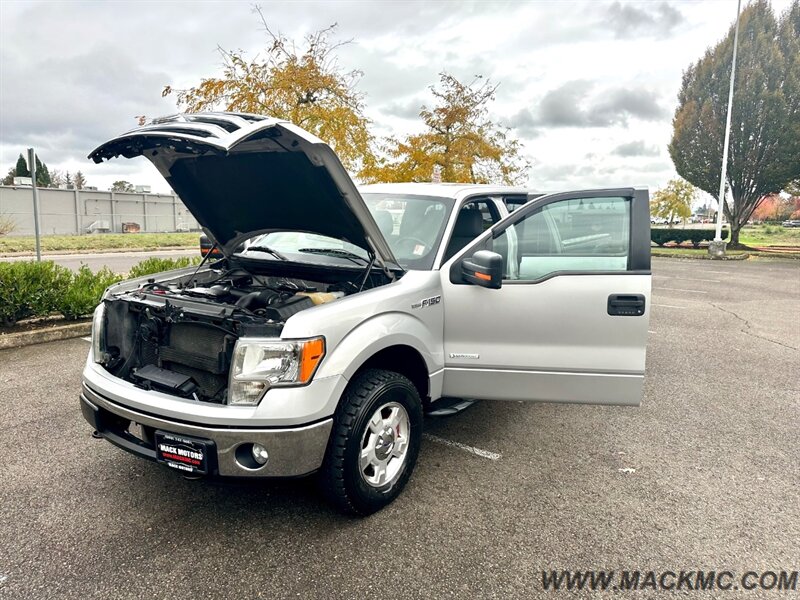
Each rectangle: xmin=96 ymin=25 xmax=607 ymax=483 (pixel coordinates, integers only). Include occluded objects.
xmin=89 ymin=112 xmax=399 ymax=267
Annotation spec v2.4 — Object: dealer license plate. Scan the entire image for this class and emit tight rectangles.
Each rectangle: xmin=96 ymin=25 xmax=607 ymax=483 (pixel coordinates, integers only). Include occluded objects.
xmin=154 ymin=431 xmax=212 ymax=475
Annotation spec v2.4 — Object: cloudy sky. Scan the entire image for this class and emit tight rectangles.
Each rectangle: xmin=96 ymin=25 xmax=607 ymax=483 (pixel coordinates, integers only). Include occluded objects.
xmin=0 ymin=0 xmax=794 ymax=196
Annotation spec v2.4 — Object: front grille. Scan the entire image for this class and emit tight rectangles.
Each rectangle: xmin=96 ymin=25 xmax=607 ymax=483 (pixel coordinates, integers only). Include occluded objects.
xmin=105 ymin=302 xmax=237 ymax=404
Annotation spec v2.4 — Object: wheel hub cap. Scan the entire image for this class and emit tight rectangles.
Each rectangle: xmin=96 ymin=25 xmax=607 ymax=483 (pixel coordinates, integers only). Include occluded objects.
xmin=374 ymin=427 xmax=396 ymax=460
xmin=359 ymin=401 xmax=410 ymax=488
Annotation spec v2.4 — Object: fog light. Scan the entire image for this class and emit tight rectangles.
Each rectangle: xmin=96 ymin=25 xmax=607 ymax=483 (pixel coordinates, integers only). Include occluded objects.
xmin=251 ymin=443 xmax=269 ymax=465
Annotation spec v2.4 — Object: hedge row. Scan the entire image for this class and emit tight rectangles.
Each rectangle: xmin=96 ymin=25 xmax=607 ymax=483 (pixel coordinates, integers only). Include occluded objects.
xmin=128 ymin=256 xmax=200 ymax=279
xmin=0 ymin=256 xmax=201 ymax=326
xmin=651 ymin=228 xmax=729 ymax=248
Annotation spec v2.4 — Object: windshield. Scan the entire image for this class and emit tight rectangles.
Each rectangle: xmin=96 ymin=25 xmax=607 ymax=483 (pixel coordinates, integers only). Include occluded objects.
xmin=361 ymin=193 xmax=453 ymax=269
xmin=237 ymin=193 xmax=454 ymax=270
xmin=236 ymin=231 xmax=370 ymax=267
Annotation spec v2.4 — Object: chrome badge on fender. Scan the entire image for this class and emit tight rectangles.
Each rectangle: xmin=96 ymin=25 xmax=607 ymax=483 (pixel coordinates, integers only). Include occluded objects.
xmin=411 ymin=295 xmax=441 ymax=309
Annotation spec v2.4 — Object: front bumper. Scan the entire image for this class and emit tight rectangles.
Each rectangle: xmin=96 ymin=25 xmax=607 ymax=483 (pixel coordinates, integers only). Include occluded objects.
xmin=80 ymin=383 xmax=332 ymax=478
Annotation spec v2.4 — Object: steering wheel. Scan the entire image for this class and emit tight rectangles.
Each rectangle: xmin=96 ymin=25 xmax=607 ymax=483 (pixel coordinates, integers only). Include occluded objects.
xmin=394 ymin=236 xmax=428 ymax=256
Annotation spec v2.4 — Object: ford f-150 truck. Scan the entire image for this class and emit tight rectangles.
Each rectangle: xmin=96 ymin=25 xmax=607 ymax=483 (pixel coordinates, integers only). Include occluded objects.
xmin=81 ymin=112 xmax=651 ymax=515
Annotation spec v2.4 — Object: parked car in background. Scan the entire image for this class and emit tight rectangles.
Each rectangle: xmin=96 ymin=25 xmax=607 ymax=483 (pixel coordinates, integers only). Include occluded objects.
xmin=781 ymin=219 xmax=800 ymax=228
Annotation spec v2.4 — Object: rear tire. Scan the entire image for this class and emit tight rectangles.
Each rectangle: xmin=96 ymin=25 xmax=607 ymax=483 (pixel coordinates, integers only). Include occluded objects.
xmin=319 ymin=368 xmax=422 ymax=516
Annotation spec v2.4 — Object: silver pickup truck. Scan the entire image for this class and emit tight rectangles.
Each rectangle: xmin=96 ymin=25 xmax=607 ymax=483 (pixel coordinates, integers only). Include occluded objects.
xmin=81 ymin=112 xmax=651 ymax=515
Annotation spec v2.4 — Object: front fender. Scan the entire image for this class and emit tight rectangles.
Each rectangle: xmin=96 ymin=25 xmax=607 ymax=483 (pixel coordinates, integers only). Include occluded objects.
xmin=315 ymin=311 xmax=444 ymax=389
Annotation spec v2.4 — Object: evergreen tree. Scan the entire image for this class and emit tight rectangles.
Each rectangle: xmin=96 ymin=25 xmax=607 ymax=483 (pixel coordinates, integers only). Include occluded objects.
xmin=669 ymin=0 xmax=800 ymax=247
xmin=34 ymin=156 xmax=51 ymax=187
xmin=14 ymin=154 xmax=29 ymax=177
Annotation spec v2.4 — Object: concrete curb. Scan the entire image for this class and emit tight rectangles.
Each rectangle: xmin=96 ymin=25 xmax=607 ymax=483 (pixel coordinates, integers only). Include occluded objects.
xmin=0 ymin=321 xmax=92 ymax=350
xmin=651 ymin=251 xmax=750 ymax=261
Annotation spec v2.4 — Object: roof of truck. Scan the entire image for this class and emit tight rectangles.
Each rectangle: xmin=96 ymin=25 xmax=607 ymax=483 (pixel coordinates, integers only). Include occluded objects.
xmin=358 ymin=182 xmax=532 ymax=201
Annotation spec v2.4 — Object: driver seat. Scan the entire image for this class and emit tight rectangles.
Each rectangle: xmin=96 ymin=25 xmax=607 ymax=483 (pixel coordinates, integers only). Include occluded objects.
xmin=444 ymin=209 xmax=483 ymax=261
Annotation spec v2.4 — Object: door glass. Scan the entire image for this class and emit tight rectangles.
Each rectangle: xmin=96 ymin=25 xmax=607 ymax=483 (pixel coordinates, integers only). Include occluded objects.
xmin=494 ymin=196 xmax=630 ymax=280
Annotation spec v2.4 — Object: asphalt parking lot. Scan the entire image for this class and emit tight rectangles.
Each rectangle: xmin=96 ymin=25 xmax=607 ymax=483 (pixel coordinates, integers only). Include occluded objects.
xmin=0 ymin=257 xmax=797 ymax=599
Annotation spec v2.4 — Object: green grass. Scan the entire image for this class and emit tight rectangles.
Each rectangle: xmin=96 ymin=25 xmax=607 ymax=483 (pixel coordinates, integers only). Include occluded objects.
xmin=651 ymin=247 xmax=800 ymax=260
xmin=738 ymin=224 xmax=800 ymax=247
xmin=1 ymin=226 xmax=795 ymax=255
xmin=0 ymin=232 xmax=200 ymax=253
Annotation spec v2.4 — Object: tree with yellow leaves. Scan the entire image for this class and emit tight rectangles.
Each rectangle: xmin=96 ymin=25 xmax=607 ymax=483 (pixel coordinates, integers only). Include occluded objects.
xmin=162 ymin=8 xmax=374 ymax=174
xmin=650 ymin=178 xmax=696 ymax=226
xmin=362 ymin=73 xmax=529 ymax=185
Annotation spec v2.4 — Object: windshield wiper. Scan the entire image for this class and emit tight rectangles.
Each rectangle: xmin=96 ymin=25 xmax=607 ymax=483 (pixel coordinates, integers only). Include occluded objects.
xmin=298 ymin=248 xmax=369 ymax=265
xmin=242 ymin=245 xmax=289 ymax=261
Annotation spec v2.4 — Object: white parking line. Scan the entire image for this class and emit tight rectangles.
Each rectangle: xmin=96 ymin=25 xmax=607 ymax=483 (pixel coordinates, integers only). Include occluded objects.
xmin=674 ymin=277 xmax=720 ymax=283
xmin=654 ymin=275 xmax=720 ymax=282
xmin=653 ymin=275 xmax=722 ymax=283
xmin=423 ymin=433 xmax=501 ymax=461
xmin=81 ymin=337 xmax=92 ymax=342
xmin=656 ymin=287 xmax=708 ymax=294
xmin=652 ymin=303 xmax=686 ymax=309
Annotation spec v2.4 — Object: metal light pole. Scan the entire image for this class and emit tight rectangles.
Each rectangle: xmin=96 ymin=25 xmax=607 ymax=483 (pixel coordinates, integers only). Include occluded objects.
xmin=28 ymin=148 xmax=42 ymax=261
xmin=710 ymin=0 xmax=742 ymax=257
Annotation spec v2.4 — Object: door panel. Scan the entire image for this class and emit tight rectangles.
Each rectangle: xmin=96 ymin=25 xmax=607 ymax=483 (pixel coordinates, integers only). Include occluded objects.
xmin=441 ymin=188 xmax=651 ymax=406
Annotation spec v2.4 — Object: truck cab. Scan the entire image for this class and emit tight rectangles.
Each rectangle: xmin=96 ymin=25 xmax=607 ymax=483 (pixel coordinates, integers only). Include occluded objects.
xmin=81 ymin=112 xmax=651 ymax=514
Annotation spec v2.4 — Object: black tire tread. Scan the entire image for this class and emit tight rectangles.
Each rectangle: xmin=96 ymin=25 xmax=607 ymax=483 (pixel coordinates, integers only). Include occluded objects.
xmin=319 ymin=368 xmax=417 ymax=516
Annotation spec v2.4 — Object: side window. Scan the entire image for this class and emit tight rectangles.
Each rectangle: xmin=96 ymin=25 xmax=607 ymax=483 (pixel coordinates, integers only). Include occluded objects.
xmin=443 ymin=199 xmax=501 ymax=261
xmin=494 ymin=196 xmax=630 ymax=281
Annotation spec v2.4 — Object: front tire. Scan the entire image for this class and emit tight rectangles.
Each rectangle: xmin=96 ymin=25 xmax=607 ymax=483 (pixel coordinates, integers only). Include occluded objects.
xmin=319 ymin=369 xmax=422 ymax=516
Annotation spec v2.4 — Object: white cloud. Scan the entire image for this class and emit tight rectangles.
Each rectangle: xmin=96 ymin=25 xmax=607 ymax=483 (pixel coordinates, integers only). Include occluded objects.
xmin=1 ymin=0 xmax=795 ymax=194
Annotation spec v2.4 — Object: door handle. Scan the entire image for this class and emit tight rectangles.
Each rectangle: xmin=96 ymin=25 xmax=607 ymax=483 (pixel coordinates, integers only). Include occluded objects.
xmin=607 ymin=294 xmax=646 ymax=316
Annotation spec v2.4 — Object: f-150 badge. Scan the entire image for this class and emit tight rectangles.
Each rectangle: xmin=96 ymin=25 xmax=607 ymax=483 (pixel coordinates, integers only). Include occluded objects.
xmin=411 ymin=295 xmax=441 ymax=309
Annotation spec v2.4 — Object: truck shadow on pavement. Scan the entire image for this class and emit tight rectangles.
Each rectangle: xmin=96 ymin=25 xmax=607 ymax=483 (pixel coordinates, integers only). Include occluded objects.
xmin=87 ymin=398 xmax=547 ymax=527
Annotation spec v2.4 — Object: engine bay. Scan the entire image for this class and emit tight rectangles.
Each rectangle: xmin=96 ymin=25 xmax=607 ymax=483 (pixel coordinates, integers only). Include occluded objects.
xmin=98 ymin=262 xmax=386 ymax=404
xmin=138 ymin=271 xmax=348 ymax=321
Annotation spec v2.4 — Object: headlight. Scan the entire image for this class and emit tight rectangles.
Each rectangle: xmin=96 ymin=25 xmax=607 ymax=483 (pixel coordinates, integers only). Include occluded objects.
xmin=92 ymin=303 xmax=107 ymax=364
xmin=228 ymin=337 xmax=325 ymax=406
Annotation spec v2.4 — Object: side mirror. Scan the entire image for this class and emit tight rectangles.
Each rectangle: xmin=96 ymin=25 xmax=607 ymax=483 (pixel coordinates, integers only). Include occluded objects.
xmin=199 ymin=234 xmax=223 ymax=258
xmin=461 ymin=250 xmax=503 ymax=289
